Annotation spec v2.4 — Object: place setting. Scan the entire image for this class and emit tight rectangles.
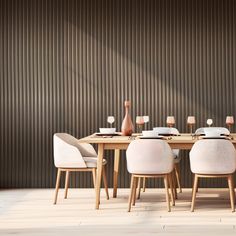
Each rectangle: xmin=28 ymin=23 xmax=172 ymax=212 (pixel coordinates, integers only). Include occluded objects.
xmin=195 ymin=118 xmax=233 ymax=140
xmin=95 ymin=116 xmax=121 ymax=137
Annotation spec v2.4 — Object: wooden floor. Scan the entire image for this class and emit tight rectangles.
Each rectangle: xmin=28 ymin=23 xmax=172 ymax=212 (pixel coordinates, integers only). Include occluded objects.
xmin=0 ymin=188 xmax=236 ymax=235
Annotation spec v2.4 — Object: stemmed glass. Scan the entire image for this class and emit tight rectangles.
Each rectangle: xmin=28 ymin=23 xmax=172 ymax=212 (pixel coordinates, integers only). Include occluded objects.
xmin=136 ymin=116 xmax=144 ymax=134
xmin=107 ymin=116 xmax=115 ymax=127
xmin=207 ymin=119 xmax=213 ymax=127
xmin=226 ymin=116 xmax=234 ymax=133
xmin=166 ymin=116 xmax=175 ymax=128
xmin=143 ymin=116 xmax=149 ymax=129
xmin=187 ymin=116 xmax=196 ymax=137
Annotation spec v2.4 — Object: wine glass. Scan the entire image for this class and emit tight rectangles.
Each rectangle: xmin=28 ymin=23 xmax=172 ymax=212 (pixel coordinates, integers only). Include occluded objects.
xmin=166 ymin=116 xmax=175 ymax=127
xmin=136 ymin=116 xmax=144 ymax=134
xmin=207 ymin=119 xmax=213 ymax=127
xmin=107 ymin=116 xmax=115 ymax=127
xmin=187 ymin=116 xmax=196 ymax=136
xmin=143 ymin=116 xmax=149 ymax=129
xmin=226 ymin=116 xmax=234 ymax=132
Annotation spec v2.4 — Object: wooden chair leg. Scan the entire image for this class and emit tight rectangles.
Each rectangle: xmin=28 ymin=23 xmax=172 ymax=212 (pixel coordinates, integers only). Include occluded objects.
xmin=92 ymin=168 xmax=96 ymax=188
xmin=232 ymin=176 xmax=236 ymax=200
xmin=227 ymin=174 xmax=235 ymax=212
xmin=191 ymin=174 xmax=198 ymax=212
xmin=168 ymin=173 xmax=175 ymax=206
xmin=102 ymin=166 xmax=109 ymax=200
xmin=132 ymin=176 xmax=137 ymax=206
xmin=191 ymin=173 xmax=199 ymax=194
xmin=64 ymin=170 xmax=70 ymax=199
xmin=175 ymin=163 xmax=182 ymax=193
xmin=172 ymin=170 xmax=177 ymax=199
xmin=137 ymin=177 xmax=141 ymax=199
xmin=54 ymin=168 xmax=61 ymax=204
xmin=128 ymin=175 xmax=135 ymax=212
xmin=92 ymin=168 xmax=100 ymax=204
xmin=164 ymin=175 xmax=171 ymax=212
xmin=142 ymin=177 xmax=146 ymax=192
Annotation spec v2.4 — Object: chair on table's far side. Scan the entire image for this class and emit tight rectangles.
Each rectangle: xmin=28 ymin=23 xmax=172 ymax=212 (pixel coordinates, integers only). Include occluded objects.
xmin=141 ymin=127 xmax=182 ymax=199
xmin=53 ymin=133 xmax=109 ymax=204
xmin=190 ymin=139 xmax=236 ymax=212
xmin=195 ymin=127 xmax=230 ymax=136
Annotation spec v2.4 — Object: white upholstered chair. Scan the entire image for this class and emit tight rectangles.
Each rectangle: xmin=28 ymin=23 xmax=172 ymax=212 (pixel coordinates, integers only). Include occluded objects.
xmin=190 ymin=139 xmax=236 ymax=212
xmin=53 ymin=133 xmax=109 ymax=204
xmin=126 ymin=139 xmax=174 ymax=212
xmin=140 ymin=127 xmax=182 ymax=196
xmin=195 ymin=127 xmax=230 ymax=135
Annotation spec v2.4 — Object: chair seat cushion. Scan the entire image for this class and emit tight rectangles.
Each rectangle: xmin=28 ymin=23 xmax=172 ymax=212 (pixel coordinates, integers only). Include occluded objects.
xmin=83 ymin=157 xmax=107 ymax=168
xmin=57 ymin=157 xmax=107 ymax=168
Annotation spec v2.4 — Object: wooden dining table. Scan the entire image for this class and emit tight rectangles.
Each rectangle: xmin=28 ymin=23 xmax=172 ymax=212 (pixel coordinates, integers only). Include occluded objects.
xmin=78 ymin=133 xmax=236 ymax=209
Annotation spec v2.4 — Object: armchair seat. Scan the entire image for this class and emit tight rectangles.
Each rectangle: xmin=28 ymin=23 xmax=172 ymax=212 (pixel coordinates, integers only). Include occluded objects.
xmin=126 ymin=139 xmax=175 ymax=212
xmin=55 ymin=157 xmax=107 ymax=168
xmin=190 ymin=139 xmax=236 ymax=212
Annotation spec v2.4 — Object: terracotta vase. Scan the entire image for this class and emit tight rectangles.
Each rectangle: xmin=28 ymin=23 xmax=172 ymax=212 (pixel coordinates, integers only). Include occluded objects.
xmin=121 ymin=101 xmax=134 ymax=136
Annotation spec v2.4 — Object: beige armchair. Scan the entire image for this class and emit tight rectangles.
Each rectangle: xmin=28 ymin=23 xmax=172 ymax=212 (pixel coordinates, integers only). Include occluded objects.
xmin=53 ymin=133 xmax=109 ymax=204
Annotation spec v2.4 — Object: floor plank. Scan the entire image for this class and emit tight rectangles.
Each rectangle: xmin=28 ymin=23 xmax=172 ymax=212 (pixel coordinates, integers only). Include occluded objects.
xmin=0 ymin=188 xmax=236 ymax=235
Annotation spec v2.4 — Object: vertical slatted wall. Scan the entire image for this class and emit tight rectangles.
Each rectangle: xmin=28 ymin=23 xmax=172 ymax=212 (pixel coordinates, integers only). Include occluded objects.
xmin=0 ymin=0 xmax=236 ymax=188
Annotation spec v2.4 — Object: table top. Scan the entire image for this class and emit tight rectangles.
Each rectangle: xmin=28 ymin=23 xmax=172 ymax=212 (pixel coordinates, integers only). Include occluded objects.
xmin=78 ymin=133 xmax=236 ymax=145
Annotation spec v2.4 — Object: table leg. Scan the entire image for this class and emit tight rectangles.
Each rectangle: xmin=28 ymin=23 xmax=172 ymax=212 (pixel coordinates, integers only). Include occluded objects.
xmin=95 ymin=143 xmax=104 ymax=209
xmin=113 ymin=149 xmax=120 ymax=198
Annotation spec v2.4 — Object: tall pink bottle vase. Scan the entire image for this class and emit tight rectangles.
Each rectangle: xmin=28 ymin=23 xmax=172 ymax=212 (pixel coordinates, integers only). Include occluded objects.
xmin=121 ymin=101 xmax=134 ymax=136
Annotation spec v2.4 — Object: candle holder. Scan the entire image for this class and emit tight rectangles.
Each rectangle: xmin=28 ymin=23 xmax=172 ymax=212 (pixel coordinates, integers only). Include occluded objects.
xmin=166 ymin=116 xmax=175 ymax=128
xmin=136 ymin=116 xmax=144 ymax=134
xmin=226 ymin=116 xmax=234 ymax=133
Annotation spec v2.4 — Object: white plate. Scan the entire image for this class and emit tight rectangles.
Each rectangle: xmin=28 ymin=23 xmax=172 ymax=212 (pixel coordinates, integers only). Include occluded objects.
xmin=202 ymin=136 xmax=227 ymax=139
xmin=139 ymin=135 xmax=164 ymax=139
xmin=95 ymin=133 xmax=119 ymax=136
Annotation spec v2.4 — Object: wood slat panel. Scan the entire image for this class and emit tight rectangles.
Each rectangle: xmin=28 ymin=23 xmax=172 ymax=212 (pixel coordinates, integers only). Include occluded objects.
xmin=0 ymin=0 xmax=236 ymax=188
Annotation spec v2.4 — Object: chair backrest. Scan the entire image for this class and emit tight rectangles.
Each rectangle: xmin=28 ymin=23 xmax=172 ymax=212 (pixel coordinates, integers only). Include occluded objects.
xmin=195 ymin=127 xmax=230 ymax=135
xmin=53 ymin=133 xmax=89 ymax=168
xmin=153 ymin=127 xmax=180 ymax=157
xmin=190 ymin=139 xmax=236 ymax=174
xmin=126 ymin=139 xmax=174 ymax=174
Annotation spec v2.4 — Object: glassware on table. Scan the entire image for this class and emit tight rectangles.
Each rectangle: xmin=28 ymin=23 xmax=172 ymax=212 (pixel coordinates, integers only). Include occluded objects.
xmin=166 ymin=116 xmax=175 ymax=127
xmin=136 ymin=116 xmax=145 ymax=134
xmin=107 ymin=116 xmax=115 ymax=127
xmin=143 ymin=116 xmax=149 ymax=123
xmin=226 ymin=116 xmax=234 ymax=132
xmin=187 ymin=116 xmax=196 ymax=136
xmin=206 ymin=119 xmax=213 ymax=127
xmin=143 ymin=116 xmax=149 ymax=129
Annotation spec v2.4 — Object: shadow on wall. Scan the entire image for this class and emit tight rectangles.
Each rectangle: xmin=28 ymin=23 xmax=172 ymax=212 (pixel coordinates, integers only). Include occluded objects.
xmin=62 ymin=0 xmax=236 ymax=131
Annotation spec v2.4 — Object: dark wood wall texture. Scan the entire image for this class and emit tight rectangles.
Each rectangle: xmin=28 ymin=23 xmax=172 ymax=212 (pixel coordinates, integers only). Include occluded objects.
xmin=1 ymin=0 xmax=236 ymax=188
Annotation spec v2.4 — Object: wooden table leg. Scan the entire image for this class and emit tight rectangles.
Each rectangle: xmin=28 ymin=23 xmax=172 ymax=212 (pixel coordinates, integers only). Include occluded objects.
xmin=113 ymin=149 xmax=120 ymax=198
xmin=95 ymin=143 xmax=104 ymax=209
